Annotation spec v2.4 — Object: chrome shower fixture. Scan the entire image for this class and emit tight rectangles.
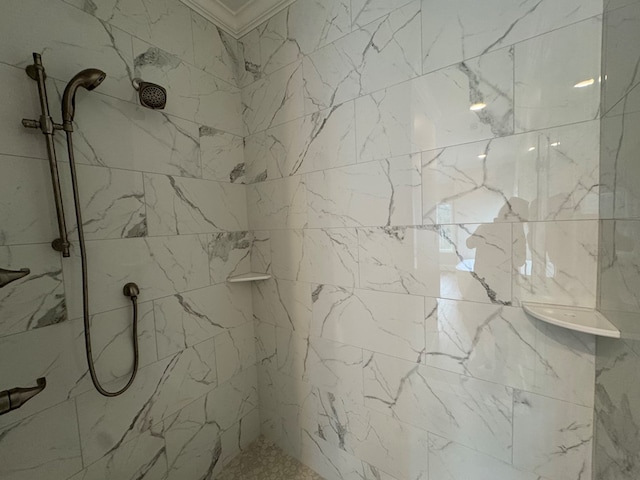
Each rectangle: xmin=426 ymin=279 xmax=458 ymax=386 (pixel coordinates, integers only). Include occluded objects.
xmin=132 ymin=78 xmax=167 ymax=109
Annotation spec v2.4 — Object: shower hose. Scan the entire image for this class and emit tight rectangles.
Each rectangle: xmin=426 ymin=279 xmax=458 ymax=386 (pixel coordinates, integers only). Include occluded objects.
xmin=65 ymin=131 xmax=140 ymax=397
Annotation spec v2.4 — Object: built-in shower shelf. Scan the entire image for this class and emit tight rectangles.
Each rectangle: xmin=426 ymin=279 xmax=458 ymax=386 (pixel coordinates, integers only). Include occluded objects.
xmin=522 ymin=302 xmax=620 ymax=338
xmin=227 ymin=272 xmax=272 ymax=283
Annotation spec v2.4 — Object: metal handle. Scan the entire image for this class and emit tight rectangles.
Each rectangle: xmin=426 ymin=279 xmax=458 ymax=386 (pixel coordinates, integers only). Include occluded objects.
xmin=0 ymin=267 xmax=30 ymax=288
xmin=0 ymin=377 xmax=46 ymax=416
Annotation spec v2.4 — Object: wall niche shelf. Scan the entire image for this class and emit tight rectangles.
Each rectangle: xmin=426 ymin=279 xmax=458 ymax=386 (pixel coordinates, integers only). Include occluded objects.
xmin=227 ymin=272 xmax=271 ymax=283
xmin=522 ymin=302 xmax=620 ymax=338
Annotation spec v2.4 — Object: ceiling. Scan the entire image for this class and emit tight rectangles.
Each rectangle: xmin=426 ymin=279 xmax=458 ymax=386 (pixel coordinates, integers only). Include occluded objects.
xmin=180 ymin=0 xmax=296 ymax=38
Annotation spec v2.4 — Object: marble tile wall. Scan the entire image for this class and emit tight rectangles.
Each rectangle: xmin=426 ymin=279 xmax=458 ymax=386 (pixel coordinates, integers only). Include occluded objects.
xmin=0 ymin=1 xmax=258 ymax=479
xmin=243 ymin=0 xmax=603 ymax=479
xmin=595 ymin=1 xmax=640 ymax=479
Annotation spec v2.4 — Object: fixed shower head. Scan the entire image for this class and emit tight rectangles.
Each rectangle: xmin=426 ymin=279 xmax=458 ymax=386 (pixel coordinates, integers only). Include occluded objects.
xmin=132 ymin=78 xmax=166 ymax=110
xmin=62 ymin=68 xmax=106 ymax=130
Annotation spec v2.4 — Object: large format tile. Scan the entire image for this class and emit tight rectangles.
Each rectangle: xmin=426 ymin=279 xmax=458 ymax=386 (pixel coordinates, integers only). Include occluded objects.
xmin=515 ymin=18 xmax=602 ymax=132
xmin=306 ymin=155 xmax=422 ymax=228
xmin=422 ymin=121 xmax=600 ymax=225
xmin=144 ymin=174 xmax=247 ymax=236
xmin=214 ymin=321 xmax=257 ymax=384
xmin=513 ymin=220 xmax=599 ymax=307
xmin=271 ymin=229 xmax=359 ymax=287
xmin=247 ymin=175 xmax=308 ymax=230
xmin=311 ymin=285 xmax=426 ymax=362
xmin=192 ymin=12 xmax=238 ymax=86
xmin=363 ymin=352 xmax=513 ymax=461
xmin=209 ymin=231 xmax=252 ymax=284
xmin=303 ymin=1 xmax=421 ymax=113
xmin=0 ymin=400 xmax=82 ymax=480
xmin=0 ymin=243 xmax=65 ymax=337
xmin=252 ymin=278 xmax=312 ymax=335
xmin=422 ymin=0 xmax=602 ymax=73
xmin=358 ymin=225 xmax=512 ymax=304
xmin=513 ymin=391 xmax=593 ymax=480
xmin=200 ymin=126 xmax=245 ymax=183
xmin=356 ymin=48 xmax=514 ymax=162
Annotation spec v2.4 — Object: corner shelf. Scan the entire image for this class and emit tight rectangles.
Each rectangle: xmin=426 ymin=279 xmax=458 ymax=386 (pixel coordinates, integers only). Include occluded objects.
xmin=522 ymin=302 xmax=620 ymax=338
xmin=227 ymin=272 xmax=271 ymax=283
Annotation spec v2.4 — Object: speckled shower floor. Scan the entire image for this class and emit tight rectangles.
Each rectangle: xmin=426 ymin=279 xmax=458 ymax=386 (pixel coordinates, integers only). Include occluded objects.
xmin=217 ymin=437 xmax=325 ymax=480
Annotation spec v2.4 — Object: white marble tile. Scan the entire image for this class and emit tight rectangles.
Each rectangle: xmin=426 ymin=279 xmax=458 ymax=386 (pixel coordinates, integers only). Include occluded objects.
xmin=250 ymin=230 xmax=271 ymax=273
xmin=271 ymin=228 xmax=359 ymax=287
xmin=312 ymin=285 xmax=425 ymax=362
xmin=76 ymin=339 xmax=217 ymax=464
xmin=303 ymin=1 xmax=421 ymax=113
xmin=69 ymin=429 xmax=167 ymax=480
xmin=288 ymin=0 xmax=351 ymax=55
xmin=513 ymin=391 xmax=593 ymax=480
xmin=429 ymin=434 xmax=541 ymax=480
xmin=299 ymin=431 xmax=368 ymax=480
xmin=356 ymin=48 xmax=514 ymax=162
xmin=191 ymin=11 xmax=238 ymax=85
xmin=0 ymin=243 xmax=65 ymax=337
xmin=515 ymin=18 xmax=602 ymax=132
xmin=214 ymin=321 xmax=257 ymax=384
xmin=422 ymin=0 xmax=602 ymax=74
xmin=358 ymin=225 xmax=512 ymax=304
xmin=219 ymin=408 xmax=262 ymax=465
xmin=51 ymin=83 xmax=201 ymax=178
xmin=0 ymin=400 xmax=82 ymax=480
xmin=0 ymin=0 xmax=135 ymax=103
xmin=247 ymin=175 xmax=308 ymax=230
xmin=306 ymin=155 xmax=421 ymax=228
xmin=254 ymin=319 xmax=277 ymax=365
xmin=63 ymin=235 xmax=210 ymax=319
xmin=205 ymin=366 xmax=259 ymax=431
xmin=514 ymin=220 xmax=598 ymax=307
xmin=351 ymin=0 xmax=415 ymax=28
xmin=258 ymin=8 xmax=303 ymax=75
xmin=133 ymin=40 xmax=243 ymax=136
xmin=237 ymin=28 xmax=262 ymax=88
xmin=363 ymin=351 xmax=513 ymax=461
xmin=426 ymin=299 xmax=596 ymax=406
xmin=252 ymin=278 xmax=312 ymax=335
xmin=263 ymin=101 xmax=357 ymax=179
xmin=154 ymin=283 xmax=252 ymax=358
xmin=242 ymin=60 xmax=304 ymax=134
xmin=422 ymin=121 xmax=600 ymax=225
xmin=144 ymin=174 xmax=247 ymax=236
xmin=0 ymin=155 xmax=60 ymax=245
xmin=306 ymin=391 xmax=429 ymax=480
xmin=242 ymin=131 xmax=269 ymax=183
xmin=65 ymin=164 xmax=146 ymax=240
xmin=275 ymin=326 xmax=309 ymax=380
xmin=163 ymin=394 xmax=224 ymax=480
xmin=208 ymin=231 xmax=252 ymax=284
xmin=200 ymin=126 xmax=245 ymax=183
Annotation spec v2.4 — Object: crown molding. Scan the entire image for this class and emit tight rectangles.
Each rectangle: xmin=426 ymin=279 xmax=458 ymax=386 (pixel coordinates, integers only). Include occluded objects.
xmin=181 ymin=0 xmax=296 ymax=38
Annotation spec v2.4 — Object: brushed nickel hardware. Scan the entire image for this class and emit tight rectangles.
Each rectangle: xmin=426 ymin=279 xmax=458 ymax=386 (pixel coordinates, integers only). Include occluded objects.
xmin=0 ymin=377 xmax=46 ymax=416
xmin=0 ymin=267 xmax=30 ymax=288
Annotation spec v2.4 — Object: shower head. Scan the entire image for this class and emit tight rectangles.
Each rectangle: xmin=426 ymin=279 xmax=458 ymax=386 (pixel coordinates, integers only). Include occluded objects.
xmin=132 ymin=78 xmax=166 ymax=110
xmin=62 ymin=68 xmax=106 ymax=129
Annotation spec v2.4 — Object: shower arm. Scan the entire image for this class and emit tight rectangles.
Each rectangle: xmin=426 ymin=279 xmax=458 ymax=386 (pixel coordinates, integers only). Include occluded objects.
xmin=22 ymin=52 xmax=70 ymax=257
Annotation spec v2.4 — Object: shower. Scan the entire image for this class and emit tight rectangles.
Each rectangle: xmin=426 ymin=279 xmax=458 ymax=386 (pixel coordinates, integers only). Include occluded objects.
xmin=22 ymin=53 xmax=140 ymax=397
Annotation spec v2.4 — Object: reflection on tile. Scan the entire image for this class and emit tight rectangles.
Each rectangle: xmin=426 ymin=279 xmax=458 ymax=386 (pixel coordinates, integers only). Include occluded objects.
xmin=312 ymin=285 xmax=425 ymax=362
xmin=303 ymin=2 xmax=421 ymax=113
xmin=0 ymin=243 xmax=65 ymax=337
xmin=356 ymin=48 xmax=514 ymax=162
xmin=0 ymin=400 xmax=82 ymax=480
xmin=515 ymin=18 xmax=601 ymax=132
xmin=154 ymin=283 xmax=252 ymax=358
xmin=514 ymin=220 xmax=598 ymax=307
xmin=422 ymin=121 xmax=600 ymax=225
xmin=200 ymin=126 xmax=245 ymax=183
xmin=426 ymin=299 xmax=595 ymax=406
xmin=144 ymin=174 xmax=247 ymax=236
xmin=513 ymin=391 xmax=593 ymax=480
xmin=422 ymin=0 xmax=602 ymax=73
xmin=364 ymin=352 xmax=513 ymax=461
xmin=306 ymin=155 xmax=422 ymax=228
xmin=358 ymin=225 xmax=512 ymax=304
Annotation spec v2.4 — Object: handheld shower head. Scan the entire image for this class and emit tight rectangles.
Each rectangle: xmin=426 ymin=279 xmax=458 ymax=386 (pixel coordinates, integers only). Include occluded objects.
xmin=132 ymin=78 xmax=166 ymax=110
xmin=62 ymin=68 xmax=106 ymax=130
